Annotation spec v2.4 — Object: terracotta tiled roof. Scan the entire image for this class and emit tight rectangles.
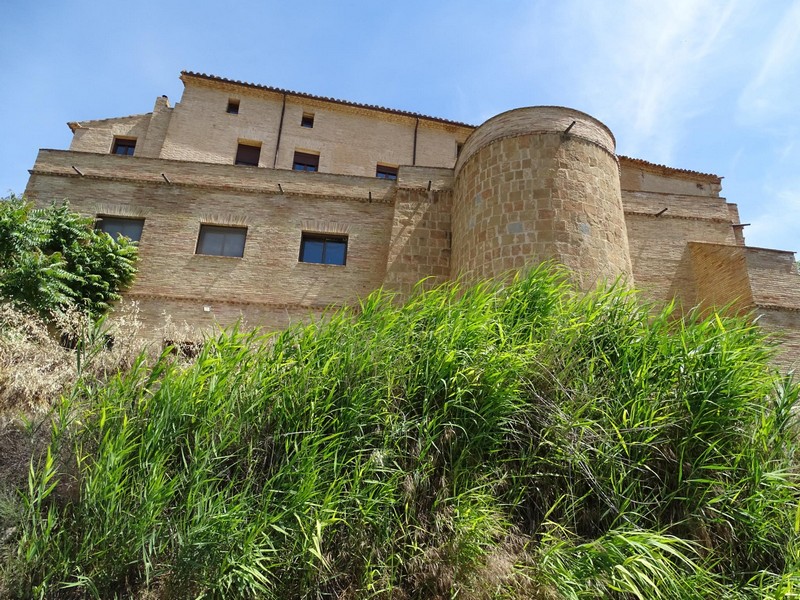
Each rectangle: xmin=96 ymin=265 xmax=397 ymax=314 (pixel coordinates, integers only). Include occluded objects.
xmin=181 ymin=71 xmax=476 ymax=129
xmin=618 ymin=155 xmax=721 ymax=182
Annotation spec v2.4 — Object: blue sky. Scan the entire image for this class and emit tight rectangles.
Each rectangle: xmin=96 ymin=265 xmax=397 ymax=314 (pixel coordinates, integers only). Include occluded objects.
xmin=1 ymin=0 xmax=798 ymax=253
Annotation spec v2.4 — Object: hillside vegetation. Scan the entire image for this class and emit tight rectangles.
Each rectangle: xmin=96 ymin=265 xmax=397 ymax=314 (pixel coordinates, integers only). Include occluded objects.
xmin=1 ymin=267 xmax=798 ymax=599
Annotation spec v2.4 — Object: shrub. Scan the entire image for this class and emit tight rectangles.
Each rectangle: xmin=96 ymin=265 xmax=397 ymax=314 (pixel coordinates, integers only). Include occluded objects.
xmin=0 ymin=196 xmax=137 ymax=320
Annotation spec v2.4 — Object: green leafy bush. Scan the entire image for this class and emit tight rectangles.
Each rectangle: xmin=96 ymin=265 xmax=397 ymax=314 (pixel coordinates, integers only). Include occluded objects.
xmin=4 ymin=267 xmax=799 ymax=598
xmin=0 ymin=196 xmax=137 ymax=319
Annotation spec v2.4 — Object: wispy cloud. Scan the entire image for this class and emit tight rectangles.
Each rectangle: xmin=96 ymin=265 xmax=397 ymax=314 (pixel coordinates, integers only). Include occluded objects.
xmin=573 ymin=0 xmax=746 ymax=162
xmin=744 ymin=135 xmax=800 ymax=251
xmin=748 ymin=182 xmax=800 ymax=252
xmin=737 ymin=1 xmax=800 ymax=127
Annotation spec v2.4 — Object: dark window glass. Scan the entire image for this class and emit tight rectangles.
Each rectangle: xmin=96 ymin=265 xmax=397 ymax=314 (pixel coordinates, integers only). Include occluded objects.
xmin=96 ymin=216 xmax=144 ymax=242
xmin=227 ymin=99 xmax=240 ymax=114
xmin=235 ymin=143 xmax=261 ymax=166
xmin=196 ymin=225 xmax=247 ymax=258
xmin=299 ymin=233 xmax=347 ymax=265
xmin=293 ymin=151 xmax=319 ymax=172
xmin=112 ymin=138 xmax=136 ymax=156
xmin=301 ymin=238 xmax=325 ymax=263
xmin=376 ymin=165 xmax=398 ymax=180
xmin=301 ymin=113 xmax=314 ymax=128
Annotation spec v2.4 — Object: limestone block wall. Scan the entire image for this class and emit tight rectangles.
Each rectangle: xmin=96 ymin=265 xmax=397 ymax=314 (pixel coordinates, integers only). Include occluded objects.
xmin=451 ymin=107 xmax=632 ymax=289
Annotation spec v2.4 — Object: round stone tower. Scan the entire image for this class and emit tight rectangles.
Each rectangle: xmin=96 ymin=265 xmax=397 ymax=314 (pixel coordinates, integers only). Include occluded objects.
xmin=451 ymin=106 xmax=633 ymax=289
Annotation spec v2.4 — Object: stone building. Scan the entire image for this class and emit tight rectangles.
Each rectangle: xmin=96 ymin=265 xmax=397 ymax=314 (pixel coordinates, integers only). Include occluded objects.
xmin=23 ymin=71 xmax=800 ymax=368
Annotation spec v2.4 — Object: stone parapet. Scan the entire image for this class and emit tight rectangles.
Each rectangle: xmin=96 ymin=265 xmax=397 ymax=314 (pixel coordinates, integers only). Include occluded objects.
xmin=30 ymin=149 xmax=397 ymax=203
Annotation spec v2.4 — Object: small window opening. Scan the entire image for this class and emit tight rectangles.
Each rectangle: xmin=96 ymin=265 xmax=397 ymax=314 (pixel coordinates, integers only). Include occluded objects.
xmin=196 ymin=224 xmax=247 ymax=258
xmin=301 ymin=112 xmax=314 ymax=128
xmin=456 ymin=142 xmax=464 ymax=158
xmin=293 ymin=151 xmax=319 ymax=172
xmin=95 ymin=216 xmax=145 ymax=242
xmin=299 ymin=233 xmax=347 ymax=265
xmin=112 ymin=137 xmax=136 ymax=156
xmin=376 ymin=164 xmax=398 ymax=180
xmin=227 ymin=99 xmax=240 ymax=114
xmin=235 ymin=142 xmax=261 ymax=166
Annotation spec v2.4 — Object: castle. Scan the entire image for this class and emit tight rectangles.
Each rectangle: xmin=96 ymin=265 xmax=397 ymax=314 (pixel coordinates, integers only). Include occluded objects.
xmin=23 ymin=71 xmax=800 ymax=368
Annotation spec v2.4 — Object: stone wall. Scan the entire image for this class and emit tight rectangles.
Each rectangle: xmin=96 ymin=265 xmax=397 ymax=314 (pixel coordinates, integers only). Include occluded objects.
xmin=452 ymin=107 xmax=632 ymax=289
xmin=619 ymin=156 xmax=722 ymax=197
xmin=687 ymin=242 xmax=753 ymax=314
xmin=755 ymin=307 xmax=800 ymax=372
xmin=69 ymin=75 xmax=473 ymax=178
xmin=623 ymin=190 xmax=740 ymax=307
xmin=744 ymin=247 xmax=800 ymax=308
xmin=25 ymin=150 xmax=398 ymax=336
xmin=384 ymin=187 xmax=452 ymax=297
xmin=29 ymin=73 xmax=800 ymax=367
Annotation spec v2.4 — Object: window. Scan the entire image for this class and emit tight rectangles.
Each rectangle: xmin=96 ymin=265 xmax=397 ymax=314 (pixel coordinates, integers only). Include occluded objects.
xmin=456 ymin=142 xmax=464 ymax=157
xmin=293 ymin=151 xmax=319 ymax=172
xmin=301 ymin=112 xmax=314 ymax=128
xmin=196 ymin=225 xmax=247 ymax=258
xmin=96 ymin=216 xmax=144 ymax=242
xmin=376 ymin=164 xmax=398 ymax=180
xmin=299 ymin=233 xmax=347 ymax=265
xmin=227 ymin=99 xmax=240 ymax=114
xmin=111 ymin=137 xmax=136 ymax=156
xmin=235 ymin=142 xmax=261 ymax=166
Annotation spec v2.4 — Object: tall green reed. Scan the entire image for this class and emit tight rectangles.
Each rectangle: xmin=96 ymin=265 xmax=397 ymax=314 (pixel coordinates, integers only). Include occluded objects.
xmin=6 ymin=265 xmax=798 ymax=598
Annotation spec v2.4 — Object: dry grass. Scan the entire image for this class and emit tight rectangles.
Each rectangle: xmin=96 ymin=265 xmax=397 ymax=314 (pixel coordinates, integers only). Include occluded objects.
xmin=0 ymin=301 xmax=156 ymax=518
xmin=0 ymin=300 xmax=210 ymax=418
xmin=0 ymin=304 xmax=77 ymax=417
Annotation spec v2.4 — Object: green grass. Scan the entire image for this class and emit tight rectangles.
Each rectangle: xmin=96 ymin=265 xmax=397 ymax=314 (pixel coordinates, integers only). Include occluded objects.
xmin=3 ymin=266 xmax=799 ymax=598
